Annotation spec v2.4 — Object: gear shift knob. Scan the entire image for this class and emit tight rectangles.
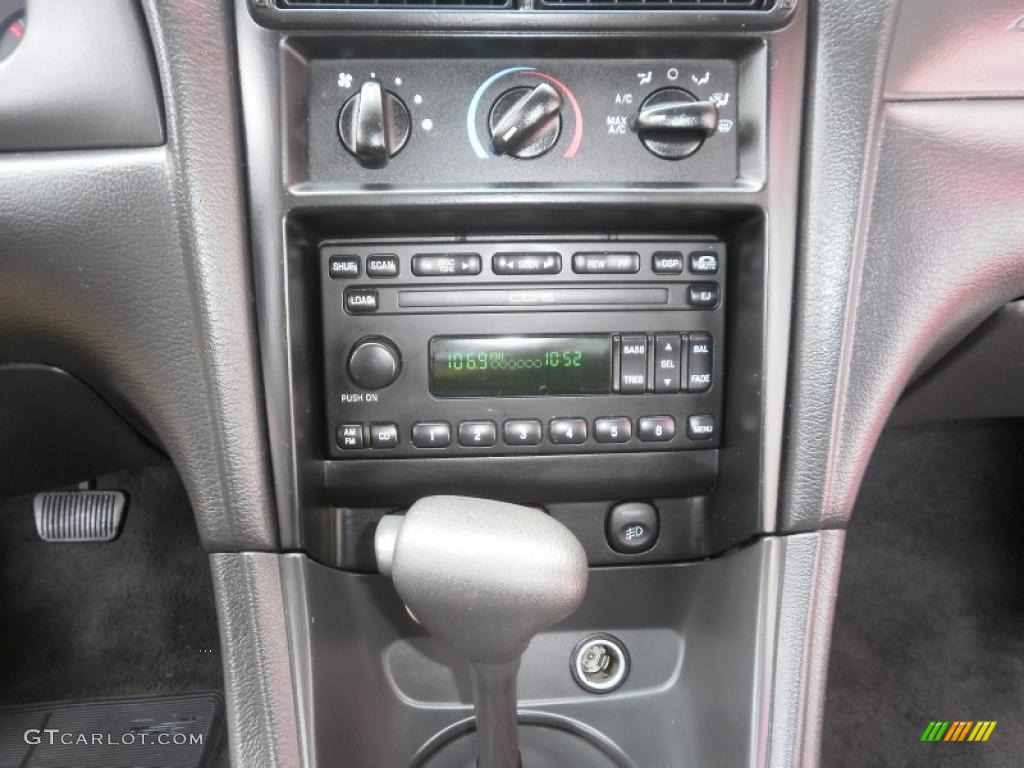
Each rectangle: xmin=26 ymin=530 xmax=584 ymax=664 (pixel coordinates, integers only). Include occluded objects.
xmin=375 ymin=496 xmax=588 ymax=767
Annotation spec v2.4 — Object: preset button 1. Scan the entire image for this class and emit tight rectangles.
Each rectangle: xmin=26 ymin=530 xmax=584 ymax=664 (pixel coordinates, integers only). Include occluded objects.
xmin=412 ymin=422 xmax=451 ymax=448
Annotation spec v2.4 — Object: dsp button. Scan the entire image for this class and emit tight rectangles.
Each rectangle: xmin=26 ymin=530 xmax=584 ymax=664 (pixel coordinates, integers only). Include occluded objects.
xmin=619 ymin=335 xmax=648 ymax=394
xmin=652 ymin=251 xmax=684 ymax=275
xmin=412 ymin=253 xmax=482 ymax=277
xmin=344 ymin=287 xmax=379 ymax=314
xmin=572 ymin=252 xmax=640 ymax=275
xmin=492 ymin=252 xmax=561 ymax=276
xmin=549 ymin=418 xmax=588 ymax=445
xmin=366 ymin=254 xmax=399 ymax=278
xmin=653 ymin=334 xmax=683 ymax=393
xmin=686 ymin=333 xmax=713 ymax=393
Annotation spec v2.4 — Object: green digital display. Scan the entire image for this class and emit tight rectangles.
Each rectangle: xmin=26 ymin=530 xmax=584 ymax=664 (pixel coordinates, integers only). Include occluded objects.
xmin=430 ymin=336 xmax=613 ymax=397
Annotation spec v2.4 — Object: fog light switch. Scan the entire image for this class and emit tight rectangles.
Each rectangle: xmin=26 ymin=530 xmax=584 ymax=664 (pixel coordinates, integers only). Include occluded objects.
xmin=606 ymin=501 xmax=659 ymax=555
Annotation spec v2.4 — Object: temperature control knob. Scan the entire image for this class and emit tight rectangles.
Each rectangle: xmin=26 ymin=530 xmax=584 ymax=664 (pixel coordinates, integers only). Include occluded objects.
xmin=348 ymin=337 xmax=402 ymax=390
xmin=488 ymin=82 xmax=563 ymax=159
xmin=630 ymin=88 xmax=719 ymax=160
xmin=339 ymin=81 xmax=411 ymax=169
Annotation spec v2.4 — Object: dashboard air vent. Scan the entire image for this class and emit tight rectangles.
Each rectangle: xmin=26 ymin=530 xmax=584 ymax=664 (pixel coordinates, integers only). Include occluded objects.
xmin=536 ymin=0 xmax=774 ymax=9
xmin=276 ymin=0 xmax=512 ymax=8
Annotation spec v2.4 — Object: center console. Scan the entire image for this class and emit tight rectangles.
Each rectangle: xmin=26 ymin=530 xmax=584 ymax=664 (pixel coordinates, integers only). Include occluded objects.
xmin=235 ymin=0 xmax=807 ymax=764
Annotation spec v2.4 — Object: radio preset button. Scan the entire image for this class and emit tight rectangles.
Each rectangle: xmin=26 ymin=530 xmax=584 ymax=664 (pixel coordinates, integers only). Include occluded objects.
xmin=686 ymin=333 xmax=713 ymax=392
xmin=689 ymin=251 xmax=720 ymax=275
xmin=688 ymin=282 xmax=721 ymax=308
xmin=594 ymin=417 xmax=632 ymax=444
xmin=366 ymin=254 xmax=399 ymax=278
xmin=653 ymin=334 xmax=683 ymax=393
xmin=329 ymin=255 xmax=360 ymax=279
xmin=652 ymin=251 xmax=684 ymax=275
xmin=687 ymin=414 xmax=716 ymax=440
xmin=549 ymin=418 xmax=588 ymax=445
xmin=344 ymin=287 xmax=379 ymax=314
xmin=619 ymin=335 xmax=648 ymax=394
xmin=572 ymin=252 xmax=640 ymax=275
xmin=458 ymin=421 xmax=497 ymax=447
xmin=638 ymin=416 xmax=676 ymax=442
xmin=492 ymin=252 xmax=562 ymax=276
xmin=336 ymin=424 xmax=366 ymax=450
xmin=412 ymin=422 xmax=451 ymax=448
xmin=503 ymin=420 xmax=543 ymax=446
xmin=370 ymin=423 xmax=399 ymax=449
xmin=412 ymin=253 xmax=482 ymax=277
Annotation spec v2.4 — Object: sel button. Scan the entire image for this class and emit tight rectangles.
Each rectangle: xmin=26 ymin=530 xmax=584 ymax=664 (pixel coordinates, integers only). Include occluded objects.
xmin=653 ymin=334 xmax=682 ymax=393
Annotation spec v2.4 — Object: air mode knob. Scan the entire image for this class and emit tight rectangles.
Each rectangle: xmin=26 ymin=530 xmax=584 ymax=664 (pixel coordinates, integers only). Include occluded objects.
xmin=488 ymin=82 xmax=564 ymax=159
xmin=630 ymin=88 xmax=719 ymax=160
xmin=339 ymin=81 xmax=411 ymax=169
xmin=348 ymin=337 xmax=401 ymax=390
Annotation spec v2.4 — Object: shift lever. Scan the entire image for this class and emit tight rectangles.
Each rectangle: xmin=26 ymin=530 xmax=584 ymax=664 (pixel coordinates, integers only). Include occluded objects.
xmin=375 ymin=496 xmax=588 ymax=768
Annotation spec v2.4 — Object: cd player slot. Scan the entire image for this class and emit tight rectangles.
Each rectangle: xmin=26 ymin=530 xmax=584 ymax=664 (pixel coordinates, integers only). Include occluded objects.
xmin=397 ymin=285 xmax=670 ymax=310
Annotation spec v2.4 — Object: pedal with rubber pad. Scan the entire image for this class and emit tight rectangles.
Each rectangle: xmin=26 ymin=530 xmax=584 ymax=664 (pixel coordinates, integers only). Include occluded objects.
xmin=32 ymin=490 xmax=126 ymax=542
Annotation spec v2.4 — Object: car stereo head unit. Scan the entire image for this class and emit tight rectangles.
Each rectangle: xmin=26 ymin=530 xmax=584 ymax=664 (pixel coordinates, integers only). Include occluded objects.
xmin=320 ymin=238 xmax=725 ymax=459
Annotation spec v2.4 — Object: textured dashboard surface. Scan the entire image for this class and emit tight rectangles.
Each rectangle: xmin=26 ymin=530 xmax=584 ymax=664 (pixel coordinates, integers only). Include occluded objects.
xmin=0 ymin=0 xmax=277 ymax=551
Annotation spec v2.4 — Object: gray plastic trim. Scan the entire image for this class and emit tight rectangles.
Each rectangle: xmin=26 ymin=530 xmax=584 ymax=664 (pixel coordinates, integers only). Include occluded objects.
xmin=211 ymin=552 xmax=302 ymax=768
xmin=0 ymin=0 xmax=164 ymax=151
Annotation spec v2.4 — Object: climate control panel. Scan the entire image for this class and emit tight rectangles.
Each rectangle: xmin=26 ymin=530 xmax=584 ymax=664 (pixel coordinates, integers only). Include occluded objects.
xmin=307 ymin=59 xmax=739 ymax=184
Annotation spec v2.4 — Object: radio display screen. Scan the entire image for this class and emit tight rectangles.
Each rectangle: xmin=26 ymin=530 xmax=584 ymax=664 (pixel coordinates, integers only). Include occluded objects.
xmin=430 ymin=335 xmax=613 ymax=397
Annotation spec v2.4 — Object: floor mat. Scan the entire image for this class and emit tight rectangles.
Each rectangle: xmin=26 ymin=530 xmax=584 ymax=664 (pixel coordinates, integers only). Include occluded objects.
xmin=822 ymin=420 xmax=1024 ymax=767
xmin=0 ymin=467 xmax=222 ymax=706
xmin=0 ymin=692 xmax=222 ymax=768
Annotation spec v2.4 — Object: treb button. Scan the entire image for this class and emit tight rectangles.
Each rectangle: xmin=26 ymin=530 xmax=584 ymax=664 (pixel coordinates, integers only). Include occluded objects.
xmin=619 ymin=335 xmax=648 ymax=394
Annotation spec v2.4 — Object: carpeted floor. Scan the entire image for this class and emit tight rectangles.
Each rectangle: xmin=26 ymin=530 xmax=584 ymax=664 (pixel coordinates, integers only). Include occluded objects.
xmin=822 ymin=419 xmax=1024 ymax=767
xmin=0 ymin=466 xmax=223 ymax=707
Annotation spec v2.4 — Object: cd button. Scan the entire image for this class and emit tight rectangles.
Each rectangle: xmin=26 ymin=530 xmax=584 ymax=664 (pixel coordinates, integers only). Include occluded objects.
xmin=458 ymin=421 xmax=497 ymax=447
xmin=594 ymin=417 xmax=632 ymax=444
xmin=503 ymin=420 xmax=543 ymax=446
xmin=549 ymin=418 xmax=588 ymax=445
xmin=412 ymin=422 xmax=451 ymax=448
xmin=366 ymin=254 xmax=399 ymax=278
xmin=638 ymin=416 xmax=675 ymax=443
xmin=412 ymin=253 xmax=482 ymax=277
xmin=370 ymin=423 xmax=399 ymax=449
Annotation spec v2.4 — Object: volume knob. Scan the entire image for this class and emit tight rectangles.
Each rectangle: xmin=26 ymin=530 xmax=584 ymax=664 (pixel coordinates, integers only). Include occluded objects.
xmin=348 ymin=337 xmax=402 ymax=390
